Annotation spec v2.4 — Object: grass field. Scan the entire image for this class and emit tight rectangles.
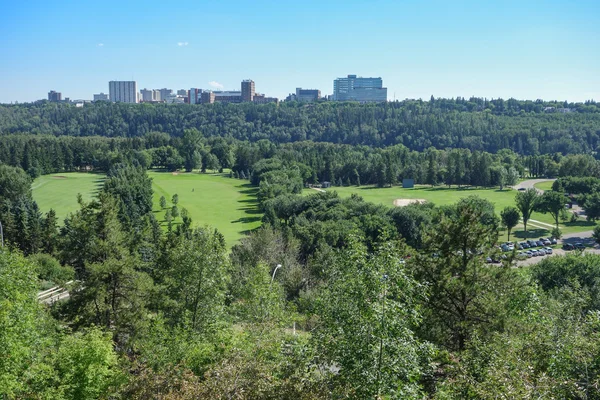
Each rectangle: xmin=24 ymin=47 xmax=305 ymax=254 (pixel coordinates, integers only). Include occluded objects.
xmin=534 ymin=181 xmax=555 ymax=191
xmin=32 ymin=173 xmax=105 ymax=222
xmin=304 ymin=184 xmax=596 ymax=241
xmin=149 ymin=171 xmax=262 ymax=246
xmin=33 ymin=171 xmax=262 ymax=247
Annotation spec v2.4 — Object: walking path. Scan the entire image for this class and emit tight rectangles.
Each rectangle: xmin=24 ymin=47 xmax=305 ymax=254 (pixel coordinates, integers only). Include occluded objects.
xmin=513 ymin=178 xmax=554 ymax=193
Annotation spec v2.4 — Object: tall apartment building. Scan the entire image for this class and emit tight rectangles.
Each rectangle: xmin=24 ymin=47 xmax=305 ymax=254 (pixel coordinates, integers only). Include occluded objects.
xmin=93 ymin=93 xmax=109 ymax=101
xmin=241 ymin=80 xmax=255 ymax=102
xmin=140 ymin=88 xmax=154 ymax=102
xmin=158 ymin=88 xmax=172 ymax=102
xmin=109 ymin=81 xmax=138 ymax=103
xmin=201 ymin=91 xmax=216 ymax=104
xmin=333 ymin=75 xmax=387 ymax=102
xmin=48 ymin=90 xmax=62 ymax=102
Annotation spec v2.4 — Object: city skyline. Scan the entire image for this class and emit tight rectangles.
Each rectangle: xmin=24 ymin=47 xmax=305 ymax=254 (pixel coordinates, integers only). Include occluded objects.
xmin=1 ymin=0 xmax=599 ymax=104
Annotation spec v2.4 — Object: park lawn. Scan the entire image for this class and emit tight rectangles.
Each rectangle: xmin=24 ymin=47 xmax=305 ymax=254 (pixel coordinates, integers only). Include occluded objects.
xmin=149 ymin=171 xmax=262 ymax=246
xmin=32 ymin=172 xmax=105 ymax=222
xmin=534 ymin=181 xmax=554 ymax=191
xmin=304 ymin=184 xmax=596 ymax=241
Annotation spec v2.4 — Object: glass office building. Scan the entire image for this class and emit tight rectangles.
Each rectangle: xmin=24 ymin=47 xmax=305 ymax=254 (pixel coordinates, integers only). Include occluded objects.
xmin=333 ymin=75 xmax=387 ymax=102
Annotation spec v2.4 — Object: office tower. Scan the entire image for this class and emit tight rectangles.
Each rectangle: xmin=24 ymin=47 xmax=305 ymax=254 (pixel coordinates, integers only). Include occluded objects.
xmin=140 ymin=88 xmax=155 ymax=102
xmin=333 ymin=75 xmax=387 ymax=102
xmin=189 ymin=88 xmax=203 ymax=104
xmin=241 ymin=79 xmax=255 ymax=102
xmin=201 ymin=91 xmax=216 ymax=104
xmin=177 ymin=89 xmax=187 ymax=97
xmin=48 ymin=90 xmax=62 ymax=102
xmin=295 ymin=88 xmax=321 ymax=102
xmin=93 ymin=93 xmax=109 ymax=101
xmin=109 ymin=81 xmax=138 ymax=103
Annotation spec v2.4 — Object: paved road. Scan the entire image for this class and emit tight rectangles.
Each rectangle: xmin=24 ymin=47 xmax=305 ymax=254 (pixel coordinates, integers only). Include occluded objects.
xmin=513 ymin=178 xmax=555 ymax=193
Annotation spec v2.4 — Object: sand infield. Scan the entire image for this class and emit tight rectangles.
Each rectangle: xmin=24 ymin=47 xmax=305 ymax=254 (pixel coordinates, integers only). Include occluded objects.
xmin=393 ymin=198 xmax=427 ymax=207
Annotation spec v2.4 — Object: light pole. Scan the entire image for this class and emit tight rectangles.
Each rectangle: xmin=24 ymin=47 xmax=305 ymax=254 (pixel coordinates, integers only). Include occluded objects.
xmin=270 ymin=264 xmax=282 ymax=286
xmin=0 ymin=221 xmax=3 ymax=248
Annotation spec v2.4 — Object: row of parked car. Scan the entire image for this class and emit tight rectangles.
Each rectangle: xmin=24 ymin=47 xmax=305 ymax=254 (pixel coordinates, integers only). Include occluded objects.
xmin=563 ymin=242 xmax=586 ymax=251
xmin=501 ymin=237 xmax=558 ymax=252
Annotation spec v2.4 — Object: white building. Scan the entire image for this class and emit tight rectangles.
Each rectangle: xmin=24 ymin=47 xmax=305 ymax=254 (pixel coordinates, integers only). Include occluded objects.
xmin=109 ymin=81 xmax=138 ymax=103
xmin=93 ymin=93 xmax=109 ymax=101
xmin=165 ymin=93 xmax=185 ymax=104
xmin=158 ymin=88 xmax=172 ymax=102
xmin=140 ymin=88 xmax=154 ymax=102
xmin=333 ymin=75 xmax=387 ymax=102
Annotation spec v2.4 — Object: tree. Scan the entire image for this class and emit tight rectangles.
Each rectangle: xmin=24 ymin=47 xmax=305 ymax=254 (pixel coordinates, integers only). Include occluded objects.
xmin=593 ymin=226 xmax=600 ymax=245
xmin=159 ymin=195 xmax=167 ymax=209
xmin=172 ymin=193 xmax=179 ymax=205
xmin=536 ymin=190 xmax=566 ymax=228
xmin=501 ymin=206 xmax=520 ymax=241
xmin=515 ymin=188 xmax=539 ymax=235
xmin=0 ymin=164 xmax=32 ymax=202
xmin=171 ymin=205 xmax=179 ymax=219
xmin=313 ymin=237 xmax=430 ymax=398
xmin=414 ymin=197 xmax=523 ymax=351
xmin=505 ymin=167 xmax=519 ymax=187
xmin=583 ymin=192 xmax=600 ymax=221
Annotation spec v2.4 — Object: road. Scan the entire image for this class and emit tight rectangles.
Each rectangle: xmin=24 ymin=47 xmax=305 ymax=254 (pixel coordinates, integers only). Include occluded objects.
xmin=513 ymin=178 xmax=554 ymax=193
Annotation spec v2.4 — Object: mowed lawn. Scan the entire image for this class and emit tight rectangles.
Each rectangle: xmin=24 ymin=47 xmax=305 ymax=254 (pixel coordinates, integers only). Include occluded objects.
xmin=33 ymin=173 xmax=105 ymax=222
xmin=534 ymin=181 xmax=555 ymax=191
xmin=149 ymin=171 xmax=262 ymax=246
xmin=304 ymin=184 xmax=596 ymax=240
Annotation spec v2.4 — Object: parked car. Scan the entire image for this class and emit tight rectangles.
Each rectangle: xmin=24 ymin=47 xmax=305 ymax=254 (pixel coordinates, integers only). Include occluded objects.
xmin=518 ymin=188 xmax=526 ymax=191
xmin=486 ymin=257 xmax=493 ymax=264
xmin=544 ymin=247 xmax=553 ymax=254
xmin=527 ymin=240 xmax=538 ymax=247
xmin=541 ymin=238 xmax=551 ymax=246
xmin=524 ymin=251 xmax=532 ymax=258
xmin=563 ymin=243 xmax=575 ymax=250
xmin=520 ymin=242 xmax=530 ymax=249
xmin=550 ymin=237 xmax=558 ymax=245
xmin=575 ymin=242 xmax=586 ymax=250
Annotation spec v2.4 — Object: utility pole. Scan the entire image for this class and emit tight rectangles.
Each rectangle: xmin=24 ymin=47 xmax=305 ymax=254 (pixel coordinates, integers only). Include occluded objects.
xmin=0 ymin=221 xmax=4 ymax=248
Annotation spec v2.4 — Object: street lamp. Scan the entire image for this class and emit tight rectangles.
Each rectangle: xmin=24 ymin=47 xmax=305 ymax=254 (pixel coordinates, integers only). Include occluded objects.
xmin=0 ymin=221 xmax=3 ymax=248
xmin=270 ymin=264 xmax=282 ymax=286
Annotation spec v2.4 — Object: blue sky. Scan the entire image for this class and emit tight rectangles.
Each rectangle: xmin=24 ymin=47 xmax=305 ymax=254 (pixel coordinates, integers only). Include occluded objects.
xmin=1 ymin=0 xmax=598 ymax=103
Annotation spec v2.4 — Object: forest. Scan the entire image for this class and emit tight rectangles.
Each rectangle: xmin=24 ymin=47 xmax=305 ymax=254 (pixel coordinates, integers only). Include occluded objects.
xmin=2 ymin=100 xmax=600 ymax=398
xmin=0 ymin=98 xmax=600 ymax=153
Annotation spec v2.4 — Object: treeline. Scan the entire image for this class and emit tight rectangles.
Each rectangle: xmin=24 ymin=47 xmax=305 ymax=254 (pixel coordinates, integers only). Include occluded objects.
xmin=3 ymin=132 xmax=600 ymax=191
xmin=3 ymin=160 xmax=600 ymax=398
xmin=1 ymin=99 xmax=600 ymax=153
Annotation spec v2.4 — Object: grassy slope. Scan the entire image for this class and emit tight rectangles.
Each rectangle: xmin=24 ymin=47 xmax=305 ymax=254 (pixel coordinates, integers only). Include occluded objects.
xmin=149 ymin=171 xmax=262 ymax=246
xmin=534 ymin=181 xmax=555 ymax=191
xmin=305 ymin=184 xmax=596 ymax=240
xmin=32 ymin=173 xmax=105 ymax=222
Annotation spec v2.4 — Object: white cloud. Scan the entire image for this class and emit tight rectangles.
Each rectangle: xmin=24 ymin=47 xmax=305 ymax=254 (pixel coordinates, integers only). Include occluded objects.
xmin=177 ymin=42 xmax=189 ymax=47
xmin=97 ymin=43 xmax=104 ymax=47
xmin=208 ymin=81 xmax=224 ymax=89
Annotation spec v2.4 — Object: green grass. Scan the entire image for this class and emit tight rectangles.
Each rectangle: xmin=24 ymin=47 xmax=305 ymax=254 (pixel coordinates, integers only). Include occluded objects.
xmin=33 ymin=171 xmax=262 ymax=247
xmin=149 ymin=171 xmax=262 ymax=246
xmin=534 ymin=181 xmax=554 ymax=191
xmin=305 ymin=184 xmax=597 ymax=241
xmin=32 ymin=172 xmax=105 ymax=222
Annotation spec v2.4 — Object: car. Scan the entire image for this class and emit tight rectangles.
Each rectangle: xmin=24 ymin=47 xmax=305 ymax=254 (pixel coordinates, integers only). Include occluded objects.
xmin=550 ymin=238 xmax=558 ymax=245
xmin=486 ymin=257 xmax=493 ymax=263
xmin=525 ymin=251 xmax=533 ymax=258
xmin=575 ymin=242 xmax=586 ymax=250
xmin=520 ymin=242 xmax=530 ymax=249
xmin=536 ymin=240 xmax=545 ymax=247
xmin=527 ymin=240 xmax=538 ymax=247
xmin=563 ymin=243 xmax=575 ymax=251
xmin=518 ymin=188 xmax=526 ymax=191
xmin=543 ymin=239 xmax=551 ymax=246
xmin=544 ymin=247 xmax=553 ymax=254
xmin=516 ymin=243 xmax=523 ymax=250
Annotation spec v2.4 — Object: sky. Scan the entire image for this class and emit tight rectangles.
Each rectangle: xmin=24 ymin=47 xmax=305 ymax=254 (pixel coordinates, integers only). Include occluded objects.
xmin=1 ymin=0 xmax=599 ymax=103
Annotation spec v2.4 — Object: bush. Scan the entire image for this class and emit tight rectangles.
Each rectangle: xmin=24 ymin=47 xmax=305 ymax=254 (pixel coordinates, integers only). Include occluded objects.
xmin=551 ymin=227 xmax=563 ymax=240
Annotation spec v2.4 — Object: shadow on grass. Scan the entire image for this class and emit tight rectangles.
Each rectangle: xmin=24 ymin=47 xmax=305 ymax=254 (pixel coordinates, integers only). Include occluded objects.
xmin=232 ymin=216 xmax=262 ymax=224
xmin=513 ymin=228 xmax=550 ymax=239
xmin=563 ymin=221 xmax=596 ymax=228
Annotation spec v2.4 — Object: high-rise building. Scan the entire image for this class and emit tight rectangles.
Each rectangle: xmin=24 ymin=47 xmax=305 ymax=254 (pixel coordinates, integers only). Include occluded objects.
xmin=158 ymin=88 xmax=172 ymax=102
xmin=241 ymin=80 xmax=255 ymax=102
xmin=295 ymin=88 xmax=321 ymax=102
xmin=333 ymin=75 xmax=387 ymax=102
xmin=177 ymin=89 xmax=188 ymax=97
xmin=152 ymin=90 xmax=161 ymax=101
xmin=93 ymin=93 xmax=109 ymax=101
xmin=48 ymin=90 xmax=62 ymax=102
xmin=140 ymin=88 xmax=154 ymax=102
xmin=189 ymin=88 xmax=203 ymax=104
xmin=201 ymin=91 xmax=216 ymax=104
xmin=109 ymin=81 xmax=138 ymax=103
